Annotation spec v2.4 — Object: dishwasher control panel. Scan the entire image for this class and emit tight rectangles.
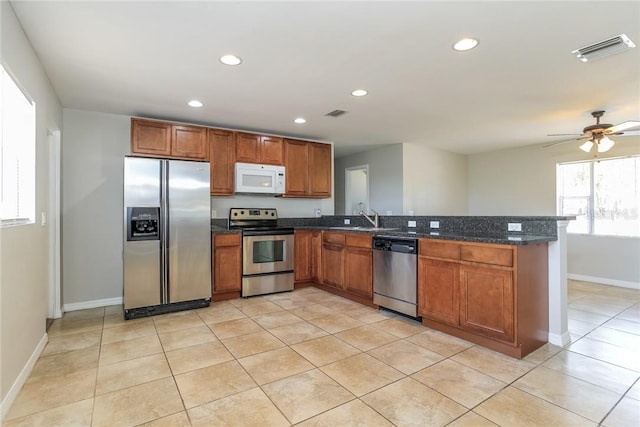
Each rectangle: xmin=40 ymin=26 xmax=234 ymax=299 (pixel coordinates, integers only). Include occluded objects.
xmin=372 ymin=236 xmax=418 ymax=254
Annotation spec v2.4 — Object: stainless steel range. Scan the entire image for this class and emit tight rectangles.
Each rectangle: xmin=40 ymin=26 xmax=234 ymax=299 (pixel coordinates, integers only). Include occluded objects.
xmin=229 ymin=208 xmax=294 ymax=297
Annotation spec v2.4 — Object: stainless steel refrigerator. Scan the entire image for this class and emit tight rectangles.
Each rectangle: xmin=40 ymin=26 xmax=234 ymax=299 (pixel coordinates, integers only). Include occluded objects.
xmin=124 ymin=156 xmax=211 ymax=319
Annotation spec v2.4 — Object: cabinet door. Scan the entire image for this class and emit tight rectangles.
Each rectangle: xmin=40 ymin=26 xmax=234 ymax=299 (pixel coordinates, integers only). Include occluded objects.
xmin=235 ymin=132 xmax=260 ymax=163
xmin=308 ymin=142 xmax=332 ymax=197
xmin=213 ymin=234 xmax=242 ymax=293
xmin=459 ymin=265 xmax=514 ymax=342
xmin=418 ymin=258 xmax=459 ymax=326
xmin=208 ymin=129 xmax=235 ymax=195
xmin=171 ymin=125 xmax=208 ymax=159
xmin=260 ymin=136 xmax=284 ymax=165
xmin=322 ymin=243 xmax=344 ymax=289
xmin=284 ymin=139 xmax=309 ymax=196
xmin=131 ymin=119 xmax=171 ymax=156
xmin=345 ymin=246 xmax=372 ymax=298
xmin=294 ymin=230 xmax=312 ymax=282
xmin=311 ymin=231 xmax=323 ymax=283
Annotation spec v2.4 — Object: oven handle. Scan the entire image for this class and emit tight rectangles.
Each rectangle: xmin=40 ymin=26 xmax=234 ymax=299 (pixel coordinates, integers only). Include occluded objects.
xmin=242 ymin=229 xmax=294 ymax=236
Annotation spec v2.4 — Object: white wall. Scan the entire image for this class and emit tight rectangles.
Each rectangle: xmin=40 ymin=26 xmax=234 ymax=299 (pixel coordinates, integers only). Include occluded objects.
xmin=402 ymin=143 xmax=468 ymax=215
xmin=334 ymin=144 xmax=404 ymax=215
xmin=467 ymin=138 xmax=640 ymax=285
xmin=1 ymin=0 xmax=63 ymax=411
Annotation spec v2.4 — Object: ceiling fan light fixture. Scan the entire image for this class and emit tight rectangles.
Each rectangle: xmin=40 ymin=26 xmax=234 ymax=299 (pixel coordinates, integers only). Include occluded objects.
xmin=579 ymin=140 xmax=594 ymax=152
xmin=220 ymin=54 xmax=242 ymax=66
xmin=453 ymin=38 xmax=479 ymax=51
xmin=597 ymin=136 xmax=615 ymax=153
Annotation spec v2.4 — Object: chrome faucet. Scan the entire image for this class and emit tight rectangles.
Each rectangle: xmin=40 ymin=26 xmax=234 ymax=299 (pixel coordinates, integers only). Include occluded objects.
xmin=359 ymin=209 xmax=380 ymax=228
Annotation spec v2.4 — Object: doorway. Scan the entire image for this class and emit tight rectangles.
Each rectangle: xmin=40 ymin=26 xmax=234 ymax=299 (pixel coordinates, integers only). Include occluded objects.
xmin=345 ymin=165 xmax=369 ymax=215
xmin=48 ymin=129 xmax=62 ymax=324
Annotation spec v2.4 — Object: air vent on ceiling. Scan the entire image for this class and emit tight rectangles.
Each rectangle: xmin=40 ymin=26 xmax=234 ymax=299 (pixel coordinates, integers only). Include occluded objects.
xmin=325 ymin=109 xmax=348 ymax=117
xmin=572 ymin=33 xmax=636 ymax=62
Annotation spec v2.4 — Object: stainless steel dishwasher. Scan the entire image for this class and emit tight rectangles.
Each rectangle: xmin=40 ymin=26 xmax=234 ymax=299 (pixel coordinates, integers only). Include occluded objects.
xmin=372 ymin=236 xmax=419 ymax=317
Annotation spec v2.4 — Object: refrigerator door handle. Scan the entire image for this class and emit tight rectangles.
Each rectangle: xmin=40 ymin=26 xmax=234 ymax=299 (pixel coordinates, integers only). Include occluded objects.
xmin=160 ymin=160 xmax=170 ymax=304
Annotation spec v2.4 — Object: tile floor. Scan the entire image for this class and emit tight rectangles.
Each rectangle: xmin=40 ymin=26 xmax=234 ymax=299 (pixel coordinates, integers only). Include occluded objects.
xmin=4 ymin=280 xmax=639 ymax=426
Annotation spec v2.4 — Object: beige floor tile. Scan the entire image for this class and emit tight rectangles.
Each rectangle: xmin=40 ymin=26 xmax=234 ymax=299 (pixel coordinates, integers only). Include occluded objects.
xmin=29 ymin=347 xmax=99 ymax=381
xmin=602 ymin=396 xmax=640 ymax=427
xmin=104 ymin=304 xmax=124 ymax=316
xmin=197 ymin=305 xmax=246 ymax=324
xmin=6 ymin=368 xmax=97 ymax=420
xmin=413 ymin=359 xmax=506 ymax=408
xmin=568 ymin=318 xmax=600 ymax=336
xmin=188 ymin=387 xmax=290 ymax=426
xmin=362 ymin=377 xmax=466 ymax=427
xmin=62 ymin=307 xmax=105 ymax=320
xmin=47 ymin=316 xmax=104 ymax=337
xmin=290 ymin=303 xmax=336 ymax=320
xmin=406 ymin=329 xmax=473 ymax=357
xmin=320 ymin=353 xmax=404 ymax=397
xmin=252 ymin=310 xmax=303 ymax=329
xmin=291 ymin=335 xmax=360 ymax=366
xmin=157 ymin=324 xmax=217 ymax=351
xmin=587 ymin=325 xmax=640 ymax=349
xmin=297 ymin=399 xmax=394 ymax=427
xmin=627 ymin=380 xmax=640 ymax=401
xmin=370 ymin=317 xmax=425 ymax=338
xmin=103 ymin=313 xmax=151 ymax=329
xmin=568 ymin=336 xmax=640 ymax=371
xmin=346 ymin=307 xmax=397 ymax=324
xmin=2 ymin=398 xmax=93 ymax=427
xmin=174 ymin=360 xmax=256 ymax=408
xmin=447 ymin=411 xmax=499 ymax=427
xmin=513 ymin=366 xmax=621 ymax=422
xmin=96 ymin=353 xmax=171 ymax=395
xmin=309 ymin=313 xmax=365 ymax=334
xmin=238 ymin=347 xmax=314 ymax=385
xmin=92 ymin=377 xmax=184 ymax=427
xmin=153 ymin=311 xmax=205 ymax=333
xmin=617 ymin=303 xmax=640 ymax=323
xmin=367 ymin=339 xmax=444 ymax=375
xmin=100 ymin=334 xmax=163 ymax=366
xmin=101 ymin=320 xmax=157 ymax=345
xmin=222 ymin=330 xmax=285 ymax=358
xmin=522 ymin=342 xmax=563 ymax=365
xmin=262 ymin=369 xmax=355 ymax=424
xmin=268 ymin=321 xmax=329 ymax=345
xmin=475 ymin=386 xmax=597 ymax=426
xmin=42 ymin=329 xmax=102 ymax=356
xmin=229 ymin=295 xmax=268 ymax=308
xmin=569 ymin=296 xmax=634 ymax=317
xmin=208 ymin=317 xmax=264 ymax=339
xmin=239 ymin=300 xmax=284 ymax=316
xmin=568 ymin=308 xmax=610 ymax=325
xmin=335 ymin=324 xmax=399 ymax=351
xmin=543 ymin=350 xmax=639 ymax=394
xmin=451 ymin=346 xmax=536 ymax=383
xmin=268 ymin=295 xmax=311 ymax=310
xmin=603 ymin=317 xmax=640 ymax=335
xmin=139 ymin=411 xmax=191 ymax=427
xmin=165 ymin=341 xmax=233 ymax=375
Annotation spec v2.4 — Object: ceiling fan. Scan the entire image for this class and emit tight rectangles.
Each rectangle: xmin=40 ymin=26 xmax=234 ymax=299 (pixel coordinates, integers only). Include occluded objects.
xmin=545 ymin=110 xmax=640 ymax=153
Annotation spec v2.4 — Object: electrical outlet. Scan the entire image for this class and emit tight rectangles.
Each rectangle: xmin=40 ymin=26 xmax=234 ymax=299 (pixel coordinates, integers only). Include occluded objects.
xmin=408 ymin=220 xmax=417 ymax=227
xmin=344 ymin=218 xmax=351 ymax=225
xmin=508 ymin=222 xmax=522 ymax=232
xmin=430 ymin=221 xmax=440 ymax=229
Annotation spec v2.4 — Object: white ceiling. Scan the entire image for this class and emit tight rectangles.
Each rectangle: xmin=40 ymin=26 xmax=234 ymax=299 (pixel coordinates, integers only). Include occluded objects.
xmin=9 ymin=1 xmax=640 ymax=157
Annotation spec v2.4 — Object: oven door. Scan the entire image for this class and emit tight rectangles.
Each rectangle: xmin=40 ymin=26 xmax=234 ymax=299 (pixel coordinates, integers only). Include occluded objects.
xmin=243 ymin=233 xmax=294 ymax=275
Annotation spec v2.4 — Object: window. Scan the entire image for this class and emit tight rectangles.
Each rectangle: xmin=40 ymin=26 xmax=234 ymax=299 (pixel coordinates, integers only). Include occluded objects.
xmin=557 ymin=156 xmax=640 ymax=237
xmin=1 ymin=63 xmax=36 ymax=226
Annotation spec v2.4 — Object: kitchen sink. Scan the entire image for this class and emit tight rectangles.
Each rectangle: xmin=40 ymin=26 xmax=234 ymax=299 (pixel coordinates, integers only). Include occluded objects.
xmin=328 ymin=226 xmax=401 ymax=232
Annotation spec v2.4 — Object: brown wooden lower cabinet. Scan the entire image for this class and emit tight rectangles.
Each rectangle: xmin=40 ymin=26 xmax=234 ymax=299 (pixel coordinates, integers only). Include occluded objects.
xmin=418 ymin=239 xmax=548 ymax=359
xmin=322 ymin=243 xmax=345 ymax=289
xmin=294 ymin=230 xmax=312 ymax=283
xmin=212 ymin=233 xmax=242 ymax=301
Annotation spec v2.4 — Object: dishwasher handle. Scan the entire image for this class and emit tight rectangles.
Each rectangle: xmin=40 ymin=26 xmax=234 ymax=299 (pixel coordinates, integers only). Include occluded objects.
xmin=372 ymin=237 xmax=418 ymax=254
xmin=389 ymin=243 xmax=416 ymax=254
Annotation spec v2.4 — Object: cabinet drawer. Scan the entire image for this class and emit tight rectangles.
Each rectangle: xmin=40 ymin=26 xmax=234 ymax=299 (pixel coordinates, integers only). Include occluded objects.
xmin=461 ymin=245 xmax=513 ymax=267
xmin=419 ymin=240 xmax=460 ymax=260
xmin=323 ymin=232 xmax=346 ymax=245
xmin=345 ymin=233 xmax=371 ymax=248
xmin=214 ymin=233 xmax=241 ymax=247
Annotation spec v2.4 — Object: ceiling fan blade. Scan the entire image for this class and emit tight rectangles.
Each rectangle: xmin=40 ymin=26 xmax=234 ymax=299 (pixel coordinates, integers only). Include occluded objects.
xmin=547 ymin=133 xmax=583 ymax=137
xmin=620 ymin=130 xmax=640 ymax=136
xmin=608 ymin=121 xmax=640 ymax=133
xmin=543 ymin=136 xmax=589 ymax=148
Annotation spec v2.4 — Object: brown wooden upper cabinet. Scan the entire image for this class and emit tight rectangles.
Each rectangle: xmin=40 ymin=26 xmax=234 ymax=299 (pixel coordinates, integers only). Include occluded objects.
xmin=131 ymin=118 xmax=208 ymax=160
xmin=284 ymin=139 xmax=332 ymax=198
xmin=208 ymin=128 xmax=235 ymax=195
xmin=235 ymin=132 xmax=284 ymax=165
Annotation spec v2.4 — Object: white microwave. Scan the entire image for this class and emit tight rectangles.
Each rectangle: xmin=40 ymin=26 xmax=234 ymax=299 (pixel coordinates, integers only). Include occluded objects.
xmin=235 ymin=163 xmax=286 ymax=195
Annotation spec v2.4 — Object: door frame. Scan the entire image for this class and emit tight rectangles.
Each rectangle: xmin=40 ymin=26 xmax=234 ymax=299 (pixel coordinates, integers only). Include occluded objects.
xmin=344 ymin=164 xmax=369 ymax=215
xmin=48 ymin=129 xmax=62 ymax=319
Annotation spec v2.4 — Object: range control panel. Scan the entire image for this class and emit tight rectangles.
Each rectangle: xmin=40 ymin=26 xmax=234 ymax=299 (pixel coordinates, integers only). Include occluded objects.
xmin=229 ymin=208 xmax=278 ymax=221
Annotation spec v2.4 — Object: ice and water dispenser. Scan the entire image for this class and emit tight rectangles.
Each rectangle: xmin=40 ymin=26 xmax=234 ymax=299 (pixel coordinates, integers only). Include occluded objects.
xmin=126 ymin=207 xmax=160 ymax=241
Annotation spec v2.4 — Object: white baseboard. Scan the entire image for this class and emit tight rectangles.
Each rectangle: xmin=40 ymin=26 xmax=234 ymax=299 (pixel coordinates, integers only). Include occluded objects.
xmin=0 ymin=333 xmax=48 ymax=421
xmin=567 ymin=274 xmax=640 ymax=290
xmin=548 ymin=331 xmax=572 ymax=348
xmin=64 ymin=296 xmax=123 ymax=312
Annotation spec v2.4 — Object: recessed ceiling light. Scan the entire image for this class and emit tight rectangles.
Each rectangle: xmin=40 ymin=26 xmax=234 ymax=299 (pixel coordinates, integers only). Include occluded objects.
xmin=220 ymin=54 xmax=242 ymax=66
xmin=188 ymin=100 xmax=203 ymax=108
xmin=293 ymin=118 xmax=306 ymax=124
xmin=351 ymin=89 xmax=368 ymax=97
xmin=453 ymin=38 xmax=479 ymax=51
